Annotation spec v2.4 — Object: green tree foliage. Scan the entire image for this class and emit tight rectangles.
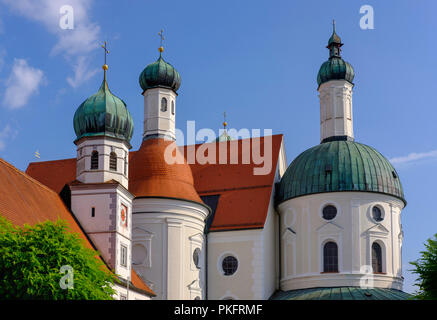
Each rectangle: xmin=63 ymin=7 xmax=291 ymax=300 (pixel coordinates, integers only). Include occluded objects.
xmin=410 ymin=234 xmax=437 ymax=300
xmin=0 ymin=216 xmax=116 ymax=299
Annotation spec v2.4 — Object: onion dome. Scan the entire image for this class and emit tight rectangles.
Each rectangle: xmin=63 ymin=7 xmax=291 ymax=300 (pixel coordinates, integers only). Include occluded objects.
xmin=215 ymin=117 xmax=234 ymax=142
xmin=317 ymin=21 xmax=354 ymax=87
xmin=129 ymin=138 xmax=205 ymax=205
xmin=73 ymin=66 xmax=134 ymax=143
xmin=139 ymin=48 xmax=181 ymax=94
xmin=216 ymin=131 xmax=234 ymax=142
xmin=277 ymin=140 xmax=406 ymax=205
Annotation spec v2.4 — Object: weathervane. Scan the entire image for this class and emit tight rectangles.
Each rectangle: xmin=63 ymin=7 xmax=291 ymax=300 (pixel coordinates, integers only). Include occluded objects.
xmin=158 ymin=29 xmax=165 ymax=54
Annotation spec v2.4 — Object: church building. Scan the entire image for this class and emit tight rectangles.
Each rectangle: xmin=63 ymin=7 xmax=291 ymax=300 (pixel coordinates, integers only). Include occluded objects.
xmin=1 ymin=24 xmax=410 ymax=300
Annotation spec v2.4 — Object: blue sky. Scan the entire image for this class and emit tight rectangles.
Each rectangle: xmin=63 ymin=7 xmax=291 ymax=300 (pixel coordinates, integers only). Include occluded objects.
xmin=0 ymin=0 xmax=436 ymax=294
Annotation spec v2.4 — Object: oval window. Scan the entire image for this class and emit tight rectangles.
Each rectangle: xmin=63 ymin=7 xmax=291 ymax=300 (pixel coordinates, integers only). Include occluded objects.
xmin=372 ymin=206 xmax=383 ymax=222
xmin=222 ymin=255 xmax=238 ymax=276
xmin=322 ymin=205 xmax=337 ymax=220
xmin=193 ymin=248 xmax=201 ymax=269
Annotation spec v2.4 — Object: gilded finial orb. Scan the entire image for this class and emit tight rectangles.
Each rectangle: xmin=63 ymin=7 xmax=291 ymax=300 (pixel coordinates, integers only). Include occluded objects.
xmin=223 ymin=121 xmax=227 ymax=128
xmin=102 ymin=64 xmax=109 ymax=71
xmin=158 ymin=46 xmax=164 ymax=53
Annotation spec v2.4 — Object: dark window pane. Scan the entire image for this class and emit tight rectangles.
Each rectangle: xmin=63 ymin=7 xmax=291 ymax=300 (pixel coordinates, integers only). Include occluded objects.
xmin=372 ymin=206 xmax=383 ymax=222
xmin=372 ymin=242 xmax=383 ymax=273
xmin=193 ymin=248 xmax=201 ymax=269
xmin=222 ymin=256 xmax=238 ymax=276
xmin=323 ymin=242 xmax=338 ymax=272
xmin=110 ymin=152 xmax=117 ymax=171
xmin=91 ymin=151 xmax=99 ymax=169
xmin=323 ymin=205 xmax=337 ymax=220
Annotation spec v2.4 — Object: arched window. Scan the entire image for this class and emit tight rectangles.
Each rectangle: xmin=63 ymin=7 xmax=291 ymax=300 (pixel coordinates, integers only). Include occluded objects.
xmin=161 ymin=97 xmax=167 ymax=112
xmin=110 ymin=152 xmax=117 ymax=171
xmin=171 ymin=100 xmax=175 ymax=115
xmin=372 ymin=242 xmax=383 ymax=273
xmin=323 ymin=241 xmax=338 ymax=272
xmin=91 ymin=151 xmax=99 ymax=169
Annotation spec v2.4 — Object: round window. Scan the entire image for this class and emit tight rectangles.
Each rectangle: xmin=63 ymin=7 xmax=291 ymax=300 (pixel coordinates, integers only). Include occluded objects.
xmin=193 ymin=248 xmax=201 ymax=269
xmin=222 ymin=255 xmax=238 ymax=276
xmin=322 ymin=205 xmax=337 ymax=220
xmin=372 ymin=206 xmax=383 ymax=222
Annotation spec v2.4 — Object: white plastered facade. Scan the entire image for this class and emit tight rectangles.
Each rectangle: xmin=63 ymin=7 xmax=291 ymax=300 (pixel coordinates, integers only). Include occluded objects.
xmin=278 ymin=192 xmax=405 ymax=291
xmin=318 ymin=79 xmax=354 ymax=142
xmin=132 ymin=198 xmax=209 ymax=300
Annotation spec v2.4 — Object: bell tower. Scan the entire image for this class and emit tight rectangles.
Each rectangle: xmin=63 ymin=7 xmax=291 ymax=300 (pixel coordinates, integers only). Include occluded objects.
xmin=139 ymin=30 xmax=180 ymax=141
xmin=317 ymin=21 xmax=355 ymax=143
xmin=71 ymin=42 xmax=135 ymax=295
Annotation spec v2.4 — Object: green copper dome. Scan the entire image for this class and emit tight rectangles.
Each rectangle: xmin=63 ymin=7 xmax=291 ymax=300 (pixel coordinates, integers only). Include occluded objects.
xmin=278 ymin=141 xmax=406 ymax=205
xmin=139 ymin=54 xmax=181 ymax=93
xmin=215 ymin=131 xmax=234 ymax=142
xmin=317 ymin=22 xmax=354 ymax=87
xmin=73 ymin=78 xmax=134 ymax=143
xmin=317 ymin=59 xmax=354 ymax=87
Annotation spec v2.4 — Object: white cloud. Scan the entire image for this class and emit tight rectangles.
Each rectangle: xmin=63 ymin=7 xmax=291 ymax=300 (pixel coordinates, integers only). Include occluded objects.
xmin=390 ymin=150 xmax=437 ymax=165
xmin=3 ymin=58 xmax=44 ymax=109
xmin=66 ymin=56 xmax=98 ymax=88
xmin=0 ymin=124 xmax=18 ymax=151
xmin=1 ymin=0 xmax=101 ymax=87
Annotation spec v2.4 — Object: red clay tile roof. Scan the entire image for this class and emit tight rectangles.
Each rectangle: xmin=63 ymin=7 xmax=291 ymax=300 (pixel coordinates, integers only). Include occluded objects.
xmin=1 ymin=158 xmax=154 ymax=297
xmin=26 ymin=135 xmax=283 ymax=231
xmin=131 ymin=268 xmax=155 ymax=296
xmin=184 ymin=135 xmax=283 ymax=231
xmin=0 ymin=158 xmax=94 ymax=243
xmin=26 ymin=158 xmax=76 ymax=194
xmin=129 ymin=138 xmax=203 ymax=204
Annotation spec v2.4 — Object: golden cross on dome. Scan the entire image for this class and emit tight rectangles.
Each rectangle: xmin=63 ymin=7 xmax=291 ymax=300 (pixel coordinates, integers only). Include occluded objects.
xmin=101 ymin=41 xmax=109 ymax=79
xmin=158 ymin=29 xmax=165 ymax=46
xmin=223 ymin=111 xmax=227 ymax=129
xmin=158 ymin=29 xmax=165 ymax=53
xmin=101 ymin=41 xmax=109 ymax=65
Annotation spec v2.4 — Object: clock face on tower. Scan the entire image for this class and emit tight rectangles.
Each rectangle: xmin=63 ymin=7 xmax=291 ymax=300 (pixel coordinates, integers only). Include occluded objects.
xmin=120 ymin=204 xmax=128 ymax=228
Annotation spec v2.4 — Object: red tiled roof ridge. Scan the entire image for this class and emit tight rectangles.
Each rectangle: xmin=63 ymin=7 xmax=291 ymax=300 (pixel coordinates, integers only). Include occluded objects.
xmin=182 ymin=133 xmax=284 ymax=148
xmin=28 ymin=157 xmax=75 ymax=165
xmin=197 ymin=184 xmax=273 ymax=195
xmin=0 ymin=158 xmax=61 ymax=196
